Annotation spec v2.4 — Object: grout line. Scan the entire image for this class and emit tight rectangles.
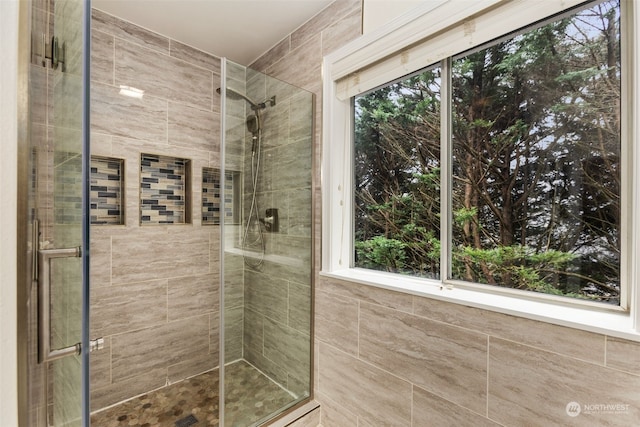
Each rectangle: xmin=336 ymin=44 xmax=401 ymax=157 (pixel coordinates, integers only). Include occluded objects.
xmin=486 ymin=335 xmax=490 ymax=418
xmin=356 ymin=300 xmax=360 ymax=359
xmin=111 ymin=34 xmax=115 ymax=85
xmin=410 ymin=384 xmax=414 ymax=426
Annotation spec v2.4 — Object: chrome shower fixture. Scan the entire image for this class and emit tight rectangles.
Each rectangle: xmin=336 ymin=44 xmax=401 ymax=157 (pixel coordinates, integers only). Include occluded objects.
xmin=216 ymin=88 xmax=276 ymax=111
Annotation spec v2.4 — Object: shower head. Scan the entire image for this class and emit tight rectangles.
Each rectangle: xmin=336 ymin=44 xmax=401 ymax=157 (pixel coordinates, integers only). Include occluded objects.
xmin=246 ymin=114 xmax=260 ymax=134
xmin=216 ymin=87 xmax=260 ymax=110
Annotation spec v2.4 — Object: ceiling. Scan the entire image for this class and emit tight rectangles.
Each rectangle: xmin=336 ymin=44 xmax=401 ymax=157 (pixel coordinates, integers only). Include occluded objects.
xmin=92 ymin=0 xmax=335 ymax=65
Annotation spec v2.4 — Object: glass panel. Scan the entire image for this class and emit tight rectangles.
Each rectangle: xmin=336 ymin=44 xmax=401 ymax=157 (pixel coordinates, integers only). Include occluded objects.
xmin=353 ymin=67 xmax=442 ymax=279
xmin=49 ymin=0 xmax=86 ymax=424
xmin=451 ymin=0 xmax=621 ymax=303
xmin=222 ymin=59 xmax=314 ymax=426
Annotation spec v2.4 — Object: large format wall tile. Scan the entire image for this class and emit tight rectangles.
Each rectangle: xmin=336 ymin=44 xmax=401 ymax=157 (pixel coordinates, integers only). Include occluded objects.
xmin=115 ymin=39 xmax=213 ymax=110
xmin=92 ymin=8 xmax=170 ymax=54
xmin=111 ymin=314 xmax=210 ymax=382
xmin=244 ymin=270 xmax=288 ymax=324
xmin=266 ymin=35 xmax=322 ymax=92
xmin=90 ymin=368 xmax=167 ymax=411
xmin=412 ymin=386 xmax=500 ymax=427
xmin=168 ymin=102 xmax=219 ymax=153
xmin=89 ymin=336 xmax=111 ymax=390
xmin=91 ymin=30 xmax=114 ymax=85
xmin=488 ymin=338 xmax=640 ymax=426
xmin=315 ymin=290 xmax=358 ymax=356
xmin=91 ymin=279 xmax=167 ymax=337
xmin=413 ymin=296 xmax=606 ymax=364
xmin=111 ymin=229 xmax=209 ymax=283
xmin=290 ymin=0 xmax=361 ymax=51
xmin=317 ymin=276 xmax=413 ymax=312
xmin=317 ymin=392 xmax=358 ymax=427
xmin=168 ymin=351 xmax=217 ymax=383
xmin=271 ymin=138 xmax=312 ymax=191
xmin=606 ymin=337 xmax=640 ymax=375
xmin=169 ymin=39 xmax=221 ymax=74
xmin=263 ymin=317 xmax=310 ymax=381
xmin=168 ymin=273 xmax=219 ymax=320
xmin=288 ymin=281 xmax=311 ymax=334
xmin=224 ymin=268 xmax=244 ymax=308
xmin=89 ymin=234 xmax=111 ymax=287
xmin=321 ymin=8 xmax=362 ymax=56
xmin=251 ymin=36 xmax=291 ymax=73
xmin=86 ymin=8 xmax=224 ymax=412
xmin=225 ymin=306 xmax=243 ymax=361
xmin=243 ymin=307 xmax=264 ymax=357
xmin=91 ymin=83 xmax=168 ymax=143
xmin=319 ymin=343 xmax=412 ymax=427
xmin=359 ymin=302 xmax=488 ymax=414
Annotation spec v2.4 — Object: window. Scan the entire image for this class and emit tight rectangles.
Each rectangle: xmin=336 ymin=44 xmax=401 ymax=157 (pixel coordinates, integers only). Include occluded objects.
xmin=354 ymin=66 xmax=442 ymax=280
xmin=323 ymin=0 xmax=640 ymax=338
xmin=354 ymin=1 xmax=622 ymax=305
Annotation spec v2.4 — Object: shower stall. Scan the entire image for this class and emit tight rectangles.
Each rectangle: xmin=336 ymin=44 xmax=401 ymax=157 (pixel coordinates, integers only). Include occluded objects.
xmin=220 ymin=60 xmax=315 ymax=425
xmin=23 ymin=2 xmax=315 ymax=425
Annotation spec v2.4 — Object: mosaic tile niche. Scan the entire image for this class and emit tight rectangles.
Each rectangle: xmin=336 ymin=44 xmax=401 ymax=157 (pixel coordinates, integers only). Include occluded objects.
xmin=202 ymin=167 xmax=239 ymax=225
xmin=140 ymin=153 xmax=191 ymax=224
xmin=90 ymin=156 xmax=124 ymax=225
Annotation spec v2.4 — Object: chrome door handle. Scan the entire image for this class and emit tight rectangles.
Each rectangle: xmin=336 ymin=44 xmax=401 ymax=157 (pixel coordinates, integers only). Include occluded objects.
xmin=38 ymin=246 xmax=82 ymax=363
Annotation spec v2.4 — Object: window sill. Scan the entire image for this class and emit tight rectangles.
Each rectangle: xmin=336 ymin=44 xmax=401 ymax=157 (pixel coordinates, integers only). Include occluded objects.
xmin=320 ymin=268 xmax=640 ymax=342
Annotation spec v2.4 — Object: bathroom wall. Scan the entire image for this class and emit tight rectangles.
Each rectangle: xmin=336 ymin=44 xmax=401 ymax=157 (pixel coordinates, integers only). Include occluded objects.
xmin=88 ymin=9 xmax=222 ymax=411
xmin=252 ymin=0 xmax=640 ymax=426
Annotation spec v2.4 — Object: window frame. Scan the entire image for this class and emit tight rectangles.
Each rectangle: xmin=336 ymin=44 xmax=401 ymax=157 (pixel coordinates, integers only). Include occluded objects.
xmin=321 ymin=0 xmax=640 ymax=340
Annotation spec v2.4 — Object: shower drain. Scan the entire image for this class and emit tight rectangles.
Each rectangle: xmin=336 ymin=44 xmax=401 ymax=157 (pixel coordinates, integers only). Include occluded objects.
xmin=175 ymin=414 xmax=199 ymax=427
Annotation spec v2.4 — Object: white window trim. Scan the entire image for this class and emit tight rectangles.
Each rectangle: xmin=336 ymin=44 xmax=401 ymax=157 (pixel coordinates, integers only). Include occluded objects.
xmin=321 ymin=0 xmax=640 ymax=341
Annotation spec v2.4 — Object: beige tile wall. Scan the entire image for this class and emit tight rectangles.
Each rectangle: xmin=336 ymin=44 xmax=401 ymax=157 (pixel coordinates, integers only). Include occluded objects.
xmin=251 ymin=1 xmax=640 ymax=426
xmin=89 ymin=9 xmax=221 ymax=411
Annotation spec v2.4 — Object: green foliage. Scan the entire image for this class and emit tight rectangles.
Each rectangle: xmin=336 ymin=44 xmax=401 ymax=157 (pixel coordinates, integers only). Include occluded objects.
xmin=453 ymin=207 xmax=477 ymax=226
xmin=452 ymin=244 xmax=589 ymax=297
xmin=356 ymin=236 xmax=407 ymax=272
xmin=353 ymin=1 xmax=621 ymax=303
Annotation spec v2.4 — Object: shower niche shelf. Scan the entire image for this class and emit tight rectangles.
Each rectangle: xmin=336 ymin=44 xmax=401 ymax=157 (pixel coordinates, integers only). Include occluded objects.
xmin=140 ymin=153 xmax=191 ymax=225
xmin=202 ymin=167 xmax=240 ymax=225
xmin=90 ymin=156 xmax=124 ymax=225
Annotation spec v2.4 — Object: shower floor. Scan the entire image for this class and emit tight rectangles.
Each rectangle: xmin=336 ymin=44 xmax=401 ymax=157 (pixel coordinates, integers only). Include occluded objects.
xmin=90 ymin=360 xmax=295 ymax=427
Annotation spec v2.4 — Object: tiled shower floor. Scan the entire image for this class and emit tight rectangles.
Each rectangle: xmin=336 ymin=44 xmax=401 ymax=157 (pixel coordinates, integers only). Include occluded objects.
xmin=90 ymin=360 xmax=294 ymax=427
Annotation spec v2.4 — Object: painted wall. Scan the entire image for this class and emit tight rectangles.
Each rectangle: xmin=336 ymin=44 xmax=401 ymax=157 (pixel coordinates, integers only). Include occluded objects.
xmin=1 ymin=0 xmax=20 ymax=424
xmin=362 ymin=0 xmax=424 ymax=34
xmin=254 ymin=0 xmax=640 ymax=425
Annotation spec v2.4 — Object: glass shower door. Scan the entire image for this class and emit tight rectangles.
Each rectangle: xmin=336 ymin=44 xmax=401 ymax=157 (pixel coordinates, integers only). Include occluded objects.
xmin=221 ymin=59 xmax=314 ymax=426
xmin=30 ymin=0 xmax=90 ymax=425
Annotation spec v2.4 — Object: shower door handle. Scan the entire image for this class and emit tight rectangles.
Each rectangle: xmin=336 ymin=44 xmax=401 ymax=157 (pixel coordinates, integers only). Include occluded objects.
xmin=37 ymin=246 xmax=82 ymax=363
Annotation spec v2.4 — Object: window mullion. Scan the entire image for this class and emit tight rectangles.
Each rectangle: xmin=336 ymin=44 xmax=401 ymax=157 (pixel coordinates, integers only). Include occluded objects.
xmin=440 ymin=58 xmax=452 ymax=284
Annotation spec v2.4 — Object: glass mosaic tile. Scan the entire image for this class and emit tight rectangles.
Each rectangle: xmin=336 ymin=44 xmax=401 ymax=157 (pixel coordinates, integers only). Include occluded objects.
xmin=90 ymin=156 xmax=123 ymax=225
xmin=202 ymin=168 xmax=238 ymax=225
xmin=140 ymin=153 xmax=190 ymax=225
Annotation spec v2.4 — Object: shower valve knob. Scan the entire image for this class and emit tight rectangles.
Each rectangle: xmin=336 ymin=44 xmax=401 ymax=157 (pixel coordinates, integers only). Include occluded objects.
xmin=262 ymin=209 xmax=279 ymax=232
xmin=90 ymin=337 xmax=105 ymax=352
